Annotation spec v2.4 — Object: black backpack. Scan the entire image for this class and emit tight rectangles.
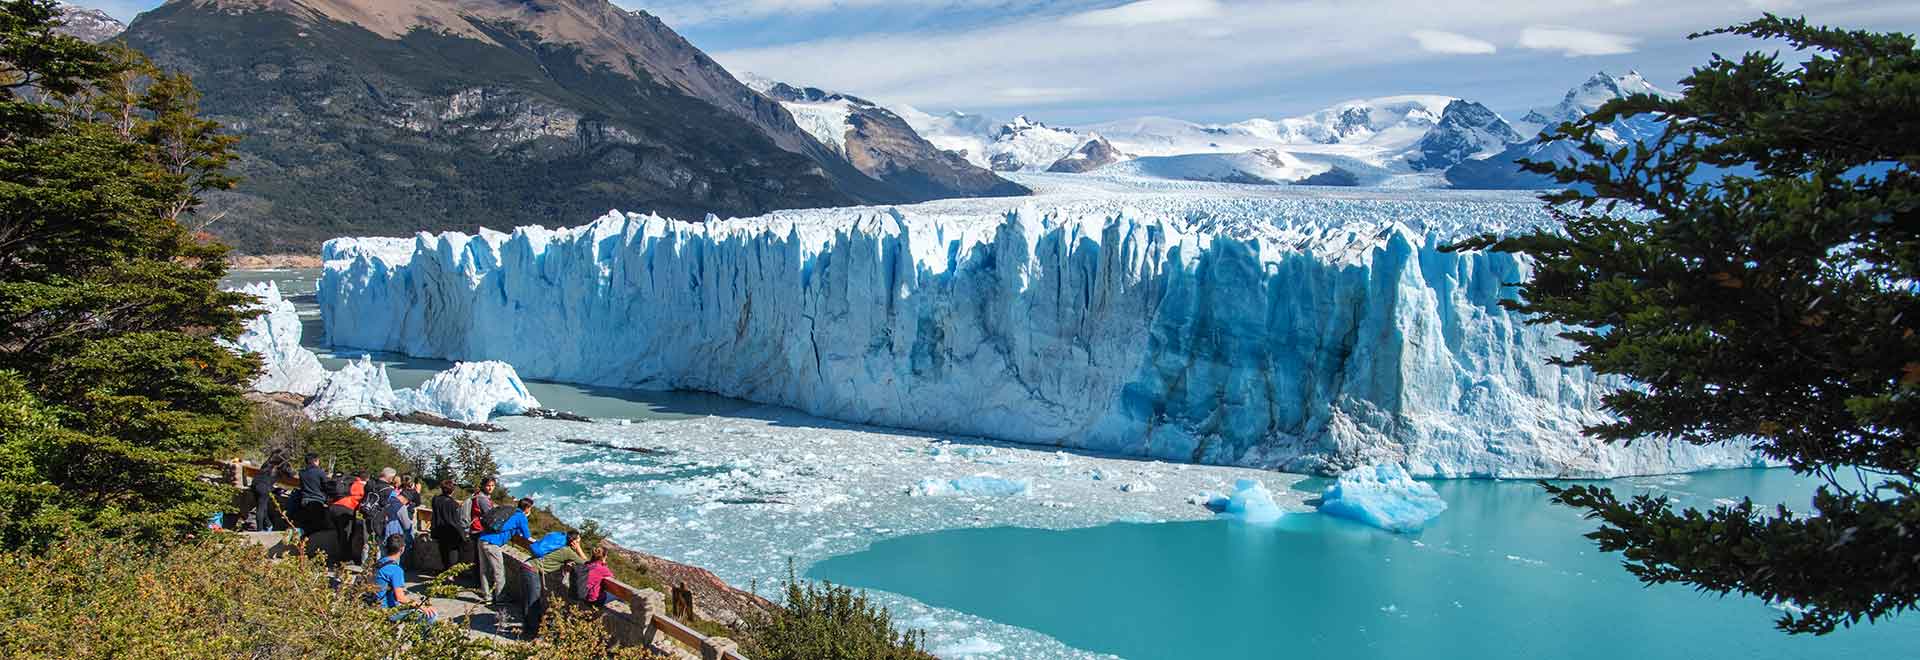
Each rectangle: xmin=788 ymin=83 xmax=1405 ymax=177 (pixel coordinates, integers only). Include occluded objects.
xmin=569 ymin=562 xmax=594 ymax=602
xmin=361 ymin=482 xmax=393 ymax=531
xmin=324 ymin=475 xmax=353 ymax=501
xmin=482 ymin=505 xmax=517 ymax=534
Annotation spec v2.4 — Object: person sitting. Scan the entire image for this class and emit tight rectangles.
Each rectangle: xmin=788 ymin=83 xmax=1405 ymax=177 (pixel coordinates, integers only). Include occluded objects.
xmin=521 ymin=529 xmax=585 ymax=640
xmin=373 ymin=533 xmax=438 ymax=625
xmin=579 ymin=546 xmax=617 ymax=607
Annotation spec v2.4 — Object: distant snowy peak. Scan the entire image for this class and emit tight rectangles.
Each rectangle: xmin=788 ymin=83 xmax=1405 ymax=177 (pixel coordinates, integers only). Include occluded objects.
xmin=1239 ymin=95 xmax=1455 ymax=147
xmin=1520 ymin=70 xmax=1677 ymax=133
xmin=56 ymin=3 xmax=124 ymax=42
xmin=1408 ymin=100 xmax=1523 ymax=171
xmin=986 ymin=115 xmax=1084 ymax=172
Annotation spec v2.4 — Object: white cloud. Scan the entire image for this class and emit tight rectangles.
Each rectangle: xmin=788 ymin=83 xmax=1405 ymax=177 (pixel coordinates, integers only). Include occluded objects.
xmin=1518 ymin=25 xmax=1638 ymax=56
xmin=1410 ymin=30 xmax=1497 ymax=55
xmin=1063 ymin=0 xmax=1224 ymax=27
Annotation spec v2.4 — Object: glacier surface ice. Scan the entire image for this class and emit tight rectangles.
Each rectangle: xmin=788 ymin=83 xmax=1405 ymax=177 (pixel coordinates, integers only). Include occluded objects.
xmin=306 ymin=356 xmax=400 ymax=419
xmin=912 ymin=474 xmax=1032 ymax=498
xmin=393 ymin=361 xmax=542 ymax=423
xmin=225 ymin=281 xmax=327 ymax=396
xmin=1317 ymin=463 xmax=1448 ymax=533
xmin=318 ymin=185 xmax=1764 ymax=478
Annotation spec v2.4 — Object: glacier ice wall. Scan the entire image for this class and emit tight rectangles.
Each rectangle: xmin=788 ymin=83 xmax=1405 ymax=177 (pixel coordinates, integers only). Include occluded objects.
xmin=318 ymin=196 xmax=1762 ymax=478
xmin=226 ymin=281 xmax=327 ymax=396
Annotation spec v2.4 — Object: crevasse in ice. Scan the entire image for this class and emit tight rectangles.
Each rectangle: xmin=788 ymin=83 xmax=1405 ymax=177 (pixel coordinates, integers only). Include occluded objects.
xmin=317 ymin=190 xmax=1764 ymax=478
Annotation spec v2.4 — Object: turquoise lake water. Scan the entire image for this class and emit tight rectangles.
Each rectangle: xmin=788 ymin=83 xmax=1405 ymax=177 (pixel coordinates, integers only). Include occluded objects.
xmin=811 ymin=469 xmax=1919 ymax=660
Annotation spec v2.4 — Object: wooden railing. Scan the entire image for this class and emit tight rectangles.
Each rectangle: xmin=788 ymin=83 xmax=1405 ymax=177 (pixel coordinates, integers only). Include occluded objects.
xmin=218 ymin=459 xmax=749 ymax=660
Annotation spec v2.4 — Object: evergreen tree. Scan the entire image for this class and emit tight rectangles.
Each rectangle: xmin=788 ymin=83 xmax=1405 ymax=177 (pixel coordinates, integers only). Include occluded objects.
xmin=1456 ymin=16 xmax=1919 ymax=634
xmin=0 ymin=0 xmax=252 ymax=549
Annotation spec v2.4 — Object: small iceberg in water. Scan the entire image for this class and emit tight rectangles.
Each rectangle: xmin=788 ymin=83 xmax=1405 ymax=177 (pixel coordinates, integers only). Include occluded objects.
xmin=1318 ymin=464 xmax=1448 ymax=533
xmin=1206 ymin=478 xmax=1284 ymax=524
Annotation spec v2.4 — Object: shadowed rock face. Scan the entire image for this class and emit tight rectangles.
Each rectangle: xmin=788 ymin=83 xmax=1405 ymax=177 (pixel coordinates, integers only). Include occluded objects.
xmin=55 ymin=3 xmax=125 ymax=42
xmin=1046 ymin=135 xmax=1126 ymax=173
xmin=761 ymin=82 xmax=1028 ymax=200
xmin=1408 ymin=100 xmax=1522 ymax=172
xmin=121 ymin=0 xmax=950 ymax=253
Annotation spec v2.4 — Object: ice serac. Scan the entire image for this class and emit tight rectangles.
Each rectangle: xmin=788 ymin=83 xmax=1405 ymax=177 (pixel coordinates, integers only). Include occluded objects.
xmin=307 ymin=356 xmax=400 ymax=419
xmin=395 ymin=361 xmax=542 ymax=423
xmin=1318 ymin=464 xmax=1447 ymax=533
xmin=318 ymin=194 xmax=1764 ymax=478
xmin=226 ymin=281 xmax=327 ymax=396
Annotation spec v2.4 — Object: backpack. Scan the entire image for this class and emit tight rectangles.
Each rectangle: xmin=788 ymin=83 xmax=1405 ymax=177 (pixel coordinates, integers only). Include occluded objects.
xmin=360 ymin=482 xmax=392 ymax=535
xmin=528 ymin=531 xmax=567 ymax=558
xmin=324 ymin=475 xmax=352 ymax=501
xmin=468 ymin=497 xmax=487 ymax=534
xmin=569 ymin=562 xmax=595 ymax=602
xmin=482 ymin=505 xmax=517 ymax=534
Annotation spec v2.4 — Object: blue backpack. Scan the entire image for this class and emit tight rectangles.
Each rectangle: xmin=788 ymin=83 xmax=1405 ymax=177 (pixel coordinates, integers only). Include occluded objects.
xmin=529 ymin=531 xmax=568 ymax=558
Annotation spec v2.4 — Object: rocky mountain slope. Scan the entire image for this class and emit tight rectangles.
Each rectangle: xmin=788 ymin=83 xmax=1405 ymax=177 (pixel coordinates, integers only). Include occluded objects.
xmin=122 ymin=0 xmax=1001 ymax=253
xmin=753 ymin=81 xmax=1026 ymax=200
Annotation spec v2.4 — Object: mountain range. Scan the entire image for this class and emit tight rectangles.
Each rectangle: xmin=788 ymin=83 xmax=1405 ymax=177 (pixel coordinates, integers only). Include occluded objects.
xmin=64 ymin=1 xmax=1673 ymax=253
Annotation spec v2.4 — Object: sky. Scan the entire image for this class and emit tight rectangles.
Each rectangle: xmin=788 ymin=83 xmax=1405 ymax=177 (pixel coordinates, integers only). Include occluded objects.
xmin=74 ymin=0 xmax=1920 ymax=125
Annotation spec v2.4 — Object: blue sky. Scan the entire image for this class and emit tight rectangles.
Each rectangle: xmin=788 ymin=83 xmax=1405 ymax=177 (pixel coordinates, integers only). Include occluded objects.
xmin=75 ymin=0 xmax=1920 ymax=125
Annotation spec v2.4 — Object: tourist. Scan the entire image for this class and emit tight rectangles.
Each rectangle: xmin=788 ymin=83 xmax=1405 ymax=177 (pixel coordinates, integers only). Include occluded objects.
xmin=361 ymin=467 xmax=398 ymax=557
xmin=381 ymin=481 xmax=414 ymax=563
xmin=467 ymin=478 xmax=498 ymax=594
xmin=295 ymin=453 xmax=330 ymax=552
xmin=373 ymin=533 xmax=438 ymax=625
xmin=327 ymin=471 xmax=366 ymax=565
xmin=429 ymin=480 xmax=467 ymax=572
xmin=397 ymin=474 xmax=422 ymax=524
xmin=248 ymin=454 xmax=289 ymax=532
xmin=522 ymin=529 xmax=585 ymax=640
xmin=578 ymin=546 xmax=617 ymax=607
xmin=474 ymin=496 xmax=532 ymax=607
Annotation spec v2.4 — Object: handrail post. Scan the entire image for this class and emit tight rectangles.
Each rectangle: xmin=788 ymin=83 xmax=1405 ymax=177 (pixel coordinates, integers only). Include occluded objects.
xmin=702 ymin=636 xmax=738 ymax=660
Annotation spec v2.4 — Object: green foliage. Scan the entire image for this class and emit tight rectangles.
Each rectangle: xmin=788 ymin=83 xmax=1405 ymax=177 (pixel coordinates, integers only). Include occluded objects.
xmin=450 ymin=432 xmax=500 ymax=489
xmin=1455 ymin=15 xmax=1920 ymax=634
xmin=0 ymin=0 xmax=251 ymax=550
xmin=246 ymin=405 xmax=417 ymax=477
xmin=742 ymin=567 xmax=930 ymax=660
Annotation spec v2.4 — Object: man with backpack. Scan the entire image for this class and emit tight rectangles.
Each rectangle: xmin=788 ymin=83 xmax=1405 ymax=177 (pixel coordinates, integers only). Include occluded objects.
xmin=475 ymin=495 xmax=530 ymax=607
xmin=327 ymin=471 xmax=366 ymax=565
xmin=521 ymin=529 xmax=585 ymax=640
xmin=430 ymin=480 xmax=467 ymax=572
xmin=295 ymin=454 xmax=331 ymax=554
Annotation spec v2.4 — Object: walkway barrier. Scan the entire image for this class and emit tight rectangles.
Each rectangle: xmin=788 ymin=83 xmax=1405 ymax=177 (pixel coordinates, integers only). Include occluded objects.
xmin=219 ymin=459 xmax=751 ymax=660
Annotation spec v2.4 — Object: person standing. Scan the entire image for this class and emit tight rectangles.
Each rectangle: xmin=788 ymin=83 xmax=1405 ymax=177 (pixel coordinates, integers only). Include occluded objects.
xmin=327 ymin=472 xmax=366 ymax=565
xmin=381 ymin=484 xmax=414 ymax=564
xmin=467 ymin=478 xmax=498 ymax=593
xmin=295 ymin=453 xmax=330 ymax=553
xmin=248 ymin=455 xmax=289 ymax=532
xmin=521 ymin=530 xmax=584 ymax=640
xmin=474 ymin=496 xmax=532 ymax=607
xmin=429 ymin=480 xmax=467 ymax=573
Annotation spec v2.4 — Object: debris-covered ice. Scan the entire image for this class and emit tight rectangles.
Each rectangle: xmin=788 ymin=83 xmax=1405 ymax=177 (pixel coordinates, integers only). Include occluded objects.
xmin=1318 ymin=464 xmax=1449 ymax=533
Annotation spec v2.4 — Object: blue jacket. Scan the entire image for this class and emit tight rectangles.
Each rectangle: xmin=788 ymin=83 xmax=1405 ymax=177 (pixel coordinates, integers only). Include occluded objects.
xmin=477 ymin=510 xmax=528 ymax=547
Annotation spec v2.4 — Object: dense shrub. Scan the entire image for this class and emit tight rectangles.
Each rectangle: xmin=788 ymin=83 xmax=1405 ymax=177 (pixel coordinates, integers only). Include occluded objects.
xmin=742 ymin=569 xmax=931 ymax=660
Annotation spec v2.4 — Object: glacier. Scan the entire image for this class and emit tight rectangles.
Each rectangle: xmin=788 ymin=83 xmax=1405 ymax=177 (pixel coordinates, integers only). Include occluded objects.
xmin=226 ymin=281 xmax=327 ymax=396
xmin=1318 ymin=463 xmax=1448 ymax=533
xmin=394 ymin=361 xmax=542 ymax=423
xmin=317 ymin=185 xmax=1764 ymax=478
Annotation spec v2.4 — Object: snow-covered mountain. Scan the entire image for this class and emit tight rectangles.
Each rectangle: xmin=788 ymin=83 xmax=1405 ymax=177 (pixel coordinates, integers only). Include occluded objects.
xmin=1045 ymin=134 xmax=1128 ymax=173
xmin=55 ymin=2 xmax=125 ymax=42
xmin=1407 ymin=100 xmax=1523 ymax=171
xmin=747 ymin=78 xmax=1028 ymax=200
xmin=1516 ymin=70 xmax=1677 ymax=136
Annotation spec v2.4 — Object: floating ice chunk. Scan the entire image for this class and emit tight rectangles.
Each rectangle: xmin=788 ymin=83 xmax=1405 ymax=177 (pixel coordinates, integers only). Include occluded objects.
xmin=393 ymin=361 xmax=541 ymax=423
xmin=931 ymin=637 xmax=1004 ymax=658
xmin=912 ymin=474 xmax=1032 ymax=498
xmin=1120 ymin=481 xmax=1158 ymax=493
xmin=305 ymin=356 xmax=399 ymax=419
xmin=224 ymin=281 xmax=327 ymax=396
xmin=1318 ymin=464 xmax=1448 ymax=533
xmin=1216 ymin=478 xmax=1283 ymax=524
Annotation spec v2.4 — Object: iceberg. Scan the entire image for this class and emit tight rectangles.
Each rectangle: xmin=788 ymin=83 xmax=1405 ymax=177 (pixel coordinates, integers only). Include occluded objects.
xmin=318 ymin=190 xmax=1764 ymax=478
xmin=306 ymin=356 xmax=400 ymax=419
xmin=1318 ymin=463 xmax=1448 ymax=533
xmin=393 ymin=361 xmax=541 ymax=423
xmin=1213 ymin=478 xmax=1284 ymax=524
xmin=912 ymin=474 xmax=1032 ymax=498
xmin=225 ymin=282 xmax=326 ymax=396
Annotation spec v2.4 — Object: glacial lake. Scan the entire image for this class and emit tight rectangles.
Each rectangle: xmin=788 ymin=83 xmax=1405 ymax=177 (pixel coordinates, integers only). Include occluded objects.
xmin=810 ymin=468 xmax=1919 ymax=660
xmin=230 ymin=268 xmax=1920 ymax=659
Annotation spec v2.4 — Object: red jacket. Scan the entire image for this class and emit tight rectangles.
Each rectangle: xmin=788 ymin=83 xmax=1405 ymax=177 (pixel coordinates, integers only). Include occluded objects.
xmin=583 ymin=560 xmax=615 ymax=602
xmin=330 ymin=478 xmax=364 ymax=510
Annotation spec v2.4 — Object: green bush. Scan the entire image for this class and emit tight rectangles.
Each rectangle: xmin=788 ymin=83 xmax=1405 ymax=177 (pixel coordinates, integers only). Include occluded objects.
xmin=742 ymin=569 xmax=931 ymax=660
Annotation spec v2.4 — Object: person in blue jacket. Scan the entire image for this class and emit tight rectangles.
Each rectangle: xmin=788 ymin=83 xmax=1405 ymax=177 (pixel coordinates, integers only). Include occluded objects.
xmin=475 ymin=498 xmax=533 ymax=607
